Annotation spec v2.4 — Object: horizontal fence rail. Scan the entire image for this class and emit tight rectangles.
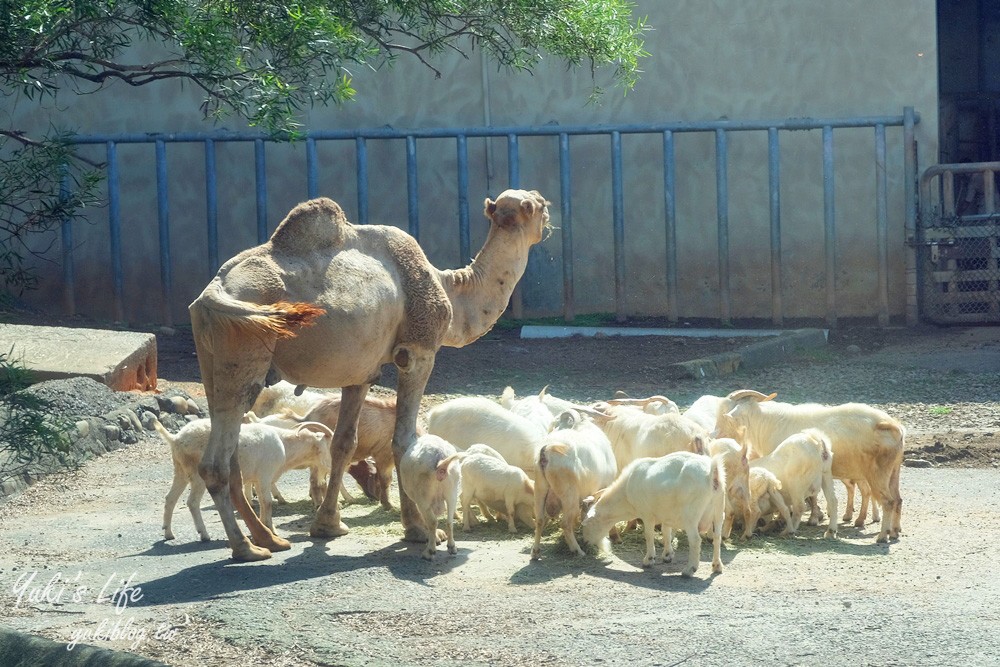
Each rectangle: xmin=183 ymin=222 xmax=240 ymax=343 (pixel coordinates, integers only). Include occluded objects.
xmin=59 ymin=110 xmax=919 ymax=327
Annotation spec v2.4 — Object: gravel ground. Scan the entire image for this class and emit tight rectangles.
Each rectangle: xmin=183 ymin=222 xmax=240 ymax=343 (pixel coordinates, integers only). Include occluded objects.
xmin=1 ymin=319 xmax=999 ymax=665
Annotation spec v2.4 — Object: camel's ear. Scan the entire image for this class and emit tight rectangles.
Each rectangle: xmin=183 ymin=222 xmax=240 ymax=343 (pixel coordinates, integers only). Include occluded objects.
xmin=484 ymin=197 xmax=497 ymax=219
xmin=520 ymin=197 xmax=536 ymax=218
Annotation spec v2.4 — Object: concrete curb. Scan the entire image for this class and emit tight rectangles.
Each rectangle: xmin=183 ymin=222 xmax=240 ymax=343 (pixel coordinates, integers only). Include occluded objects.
xmin=665 ymin=328 xmax=829 ymax=379
xmin=0 ymin=628 xmax=167 ymax=667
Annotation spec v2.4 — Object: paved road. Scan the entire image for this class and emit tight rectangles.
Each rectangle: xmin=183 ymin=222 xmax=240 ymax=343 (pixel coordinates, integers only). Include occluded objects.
xmin=1 ymin=437 xmax=998 ymax=666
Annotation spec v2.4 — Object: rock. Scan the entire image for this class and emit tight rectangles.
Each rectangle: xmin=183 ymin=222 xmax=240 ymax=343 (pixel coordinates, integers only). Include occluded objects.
xmin=104 ymin=424 xmax=121 ymax=441
xmin=75 ymin=420 xmax=90 ymax=439
xmin=846 ymin=344 xmax=862 ymax=354
xmin=158 ymin=326 xmax=177 ymax=336
xmin=903 ymin=458 xmax=933 ymax=468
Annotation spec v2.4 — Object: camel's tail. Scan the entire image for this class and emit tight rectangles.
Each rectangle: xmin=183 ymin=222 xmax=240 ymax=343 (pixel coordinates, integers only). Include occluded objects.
xmin=190 ymin=281 xmax=325 ymax=350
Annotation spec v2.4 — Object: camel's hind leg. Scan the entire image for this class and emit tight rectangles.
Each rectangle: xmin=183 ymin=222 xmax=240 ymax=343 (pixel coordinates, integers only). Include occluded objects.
xmin=312 ymin=383 xmax=368 ymax=538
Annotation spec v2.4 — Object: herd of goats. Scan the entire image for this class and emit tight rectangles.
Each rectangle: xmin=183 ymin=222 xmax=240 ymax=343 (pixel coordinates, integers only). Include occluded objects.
xmin=156 ymin=380 xmax=906 ymax=578
xmin=153 ymin=189 xmax=904 ymax=577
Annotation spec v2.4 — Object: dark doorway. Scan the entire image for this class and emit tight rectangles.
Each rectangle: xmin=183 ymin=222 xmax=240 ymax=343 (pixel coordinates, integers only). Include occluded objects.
xmin=938 ymin=0 xmax=1000 ymax=163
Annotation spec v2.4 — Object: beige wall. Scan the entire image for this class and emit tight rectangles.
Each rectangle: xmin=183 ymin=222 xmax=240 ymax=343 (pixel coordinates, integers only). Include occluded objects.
xmin=9 ymin=1 xmax=939 ymax=325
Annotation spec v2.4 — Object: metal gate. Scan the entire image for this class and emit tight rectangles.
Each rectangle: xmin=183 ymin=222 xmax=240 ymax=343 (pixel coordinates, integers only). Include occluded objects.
xmin=918 ymin=161 xmax=1000 ymax=323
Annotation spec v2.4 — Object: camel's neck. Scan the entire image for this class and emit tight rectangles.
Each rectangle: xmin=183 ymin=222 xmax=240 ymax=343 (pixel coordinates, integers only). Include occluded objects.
xmin=436 ymin=229 xmax=532 ymax=348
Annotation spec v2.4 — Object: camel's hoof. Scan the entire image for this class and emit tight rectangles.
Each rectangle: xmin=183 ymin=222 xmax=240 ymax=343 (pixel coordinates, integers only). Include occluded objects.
xmin=253 ymin=533 xmax=291 ymax=552
xmin=231 ymin=542 xmax=272 ymax=562
xmin=310 ymin=520 xmax=350 ymax=539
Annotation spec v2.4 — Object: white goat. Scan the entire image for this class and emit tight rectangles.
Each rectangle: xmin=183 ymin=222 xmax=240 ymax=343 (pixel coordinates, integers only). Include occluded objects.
xmin=745 ymin=467 xmax=793 ymax=538
xmin=704 ymin=437 xmax=751 ymax=540
xmin=581 ymin=451 xmax=726 ymax=577
xmin=250 ymin=380 xmax=330 ymax=419
xmin=156 ymin=418 xmax=332 ymax=539
xmin=244 ymin=410 xmax=334 ymax=507
xmin=717 ymin=390 xmax=904 ymax=543
xmin=588 ymin=402 xmax=708 ymax=472
xmin=683 ymin=394 xmax=729 ymax=433
xmin=399 ymin=434 xmax=462 ymax=560
xmin=501 ymin=386 xmax=590 ymax=429
xmin=426 ymin=396 xmax=548 ymax=475
xmin=455 ymin=453 xmax=535 ymax=533
xmin=748 ymin=428 xmax=838 ymax=537
xmin=531 ymin=410 xmax=617 ymax=559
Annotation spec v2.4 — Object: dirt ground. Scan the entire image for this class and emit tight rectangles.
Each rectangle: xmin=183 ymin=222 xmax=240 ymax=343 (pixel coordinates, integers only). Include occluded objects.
xmin=2 ymin=312 xmax=1000 ymax=666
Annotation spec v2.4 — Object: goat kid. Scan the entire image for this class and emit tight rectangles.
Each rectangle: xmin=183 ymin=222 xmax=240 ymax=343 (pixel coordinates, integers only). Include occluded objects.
xmin=581 ymin=451 xmax=726 ymax=577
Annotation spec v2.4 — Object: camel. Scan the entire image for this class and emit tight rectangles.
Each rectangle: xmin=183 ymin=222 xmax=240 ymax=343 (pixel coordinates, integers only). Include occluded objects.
xmin=188 ymin=189 xmax=551 ymax=561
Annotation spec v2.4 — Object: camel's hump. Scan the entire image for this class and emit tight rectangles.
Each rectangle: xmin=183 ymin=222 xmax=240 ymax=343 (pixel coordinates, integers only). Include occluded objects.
xmin=270 ymin=197 xmax=351 ymax=252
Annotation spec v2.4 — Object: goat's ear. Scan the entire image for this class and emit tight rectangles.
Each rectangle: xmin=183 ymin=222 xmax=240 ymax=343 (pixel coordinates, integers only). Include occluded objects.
xmin=581 ymin=495 xmax=597 ymax=513
xmin=484 ymin=197 xmax=497 ymax=219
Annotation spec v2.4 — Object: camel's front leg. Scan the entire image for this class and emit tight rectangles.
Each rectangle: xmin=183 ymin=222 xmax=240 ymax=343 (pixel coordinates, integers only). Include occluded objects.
xmin=391 ymin=345 xmax=437 ymax=543
xmin=311 ymin=384 xmax=368 ymax=538
xmin=198 ymin=410 xmax=271 ymax=561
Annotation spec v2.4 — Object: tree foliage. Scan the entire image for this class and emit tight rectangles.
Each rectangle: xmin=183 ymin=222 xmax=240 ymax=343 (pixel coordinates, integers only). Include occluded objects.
xmin=0 ymin=0 xmax=647 ymax=294
xmin=0 ymin=351 xmax=74 ymax=488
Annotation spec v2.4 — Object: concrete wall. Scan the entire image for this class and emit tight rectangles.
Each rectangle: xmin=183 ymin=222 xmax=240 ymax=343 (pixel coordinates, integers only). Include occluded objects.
xmin=9 ymin=0 xmax=939 ymax=325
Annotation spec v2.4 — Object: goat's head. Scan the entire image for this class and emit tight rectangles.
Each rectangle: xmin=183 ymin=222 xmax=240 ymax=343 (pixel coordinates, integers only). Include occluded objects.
xmin=347 ymin=458 xmax=381 ymax=502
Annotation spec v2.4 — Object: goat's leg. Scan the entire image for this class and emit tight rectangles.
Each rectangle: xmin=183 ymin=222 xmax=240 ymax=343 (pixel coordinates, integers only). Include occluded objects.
xmin=771 ymin=491 xmax=793 ymax=536
xmin=461 ymin=490 xmax=475 ymax=531
xmin=531 ymin=474 xmax=549 ymax=560
xmin=504 ymin=497 xmax=518 ymax=534
xmin=186 ymin=478 xmax=211 ymax=542
xmin=710 ymin=500 xmax=725 ymax=573
xmin=163 ymin=468 xmax=188 ymax=541
xmin=561 ymin=502 xmax=586 ymax=556
xmin=842 ymin=479 xmax=857 ymax=523
xmin=662 ymin=527 xmax=675 ymax=563
xmin=641 ymin=516 xmax=657 ymax=567
xmin=822 ymin=473 xmax=839 ymax=538
xmin=683 ymin=524 xmax=701 ymax=577
xmin=376 ymin=460 xmax=394 ymax=510
xmin=270 ymin=482 xmax=288 ymax=505
xmin=446 ymin=483 xmax=458 ymax=555
xmin=312 ymin=384 xmax=367 ymax=538
xmin=392 ymin=346 xmax=438 ymax=543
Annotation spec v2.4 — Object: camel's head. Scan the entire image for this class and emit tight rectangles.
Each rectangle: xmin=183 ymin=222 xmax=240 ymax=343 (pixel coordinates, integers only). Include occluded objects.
xmin=484 ymin=189 xmax=551 ymax=244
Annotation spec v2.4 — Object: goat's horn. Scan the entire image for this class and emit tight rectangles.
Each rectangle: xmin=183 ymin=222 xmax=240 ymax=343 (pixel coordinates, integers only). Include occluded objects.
xmin=607 ymin=395 xmax=672 ymax=406
xmin=574 ymin=405 xmax=610 ymax=419
xmin=296 ymin=421 xmax=334 ymax=438
xmin=613 ymin=390 xmax=631 ymax=399
xmin=726 ymin=389 xmax=777 ymax=402
xmin=538 ymin=385 xmax=550 ymax=399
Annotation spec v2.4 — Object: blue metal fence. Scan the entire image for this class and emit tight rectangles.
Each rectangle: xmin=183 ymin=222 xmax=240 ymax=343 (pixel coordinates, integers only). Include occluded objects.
xmin=62 ymin=109 xmax=919 ymax=327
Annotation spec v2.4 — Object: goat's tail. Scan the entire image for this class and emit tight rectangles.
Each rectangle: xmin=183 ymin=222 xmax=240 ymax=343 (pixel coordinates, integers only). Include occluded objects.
xmin=190 ymin=281 xmax=325 ymax=352
xmin=151 ymin=418 xmax=176 ymax=447
xmin=537 ymin=444 xmax=570 ymax=518
xmin=709 ymin=454 xmax=727 ymax=494
xmin=435 ymin=453 xmax=465 ymax=481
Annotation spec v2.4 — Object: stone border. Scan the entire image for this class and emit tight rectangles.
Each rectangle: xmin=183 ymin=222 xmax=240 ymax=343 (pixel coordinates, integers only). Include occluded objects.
xmin=665 ymin=328 xmax=829 ymax=379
